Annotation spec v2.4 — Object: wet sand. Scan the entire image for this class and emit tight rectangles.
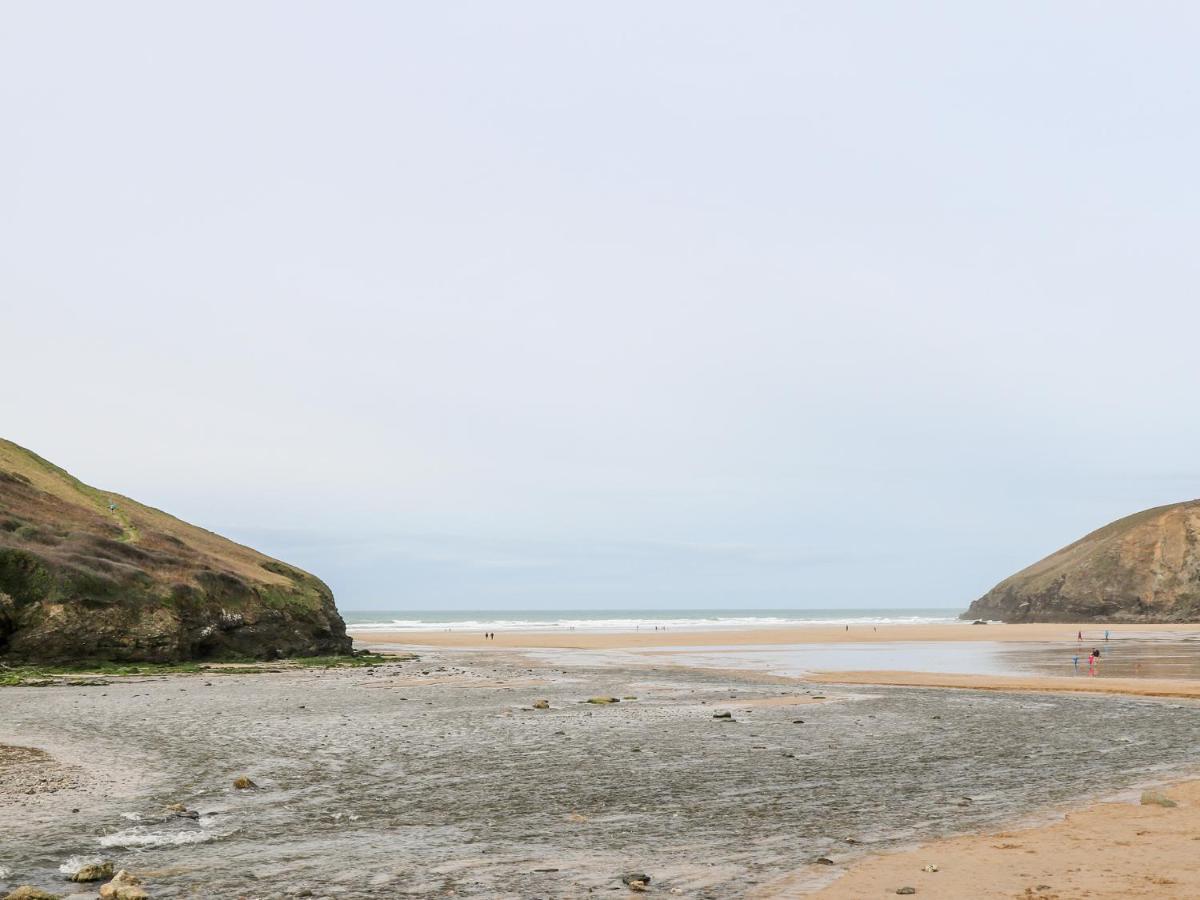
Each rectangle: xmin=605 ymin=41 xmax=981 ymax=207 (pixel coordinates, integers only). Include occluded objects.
xmin=812 ymin=670 xmax=1200 ymax=700
xmin=351 ymin=621 xmax=1200 ymax=649
xmin=3 ymin=648 xmax=1200 ymax=898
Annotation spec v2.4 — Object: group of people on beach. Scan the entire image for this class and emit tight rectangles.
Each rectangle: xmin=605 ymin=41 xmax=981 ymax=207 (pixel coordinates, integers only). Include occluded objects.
xmin=1073 ymin=630 xmax=1110 ymax=675
xmin=483 ymin=632 xmax=495 ymax=640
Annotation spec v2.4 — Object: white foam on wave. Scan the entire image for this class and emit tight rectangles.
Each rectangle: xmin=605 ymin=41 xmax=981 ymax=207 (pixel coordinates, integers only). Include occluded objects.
xmin=0 ymin=865 xmax=12 ymax=879
xmin=348 ymin=614 xmax=964 ymax=633
xmin=58 ymin=855 xmax=104 ymax=876
xmin=98 ymin=825 xmax=234 ymax=849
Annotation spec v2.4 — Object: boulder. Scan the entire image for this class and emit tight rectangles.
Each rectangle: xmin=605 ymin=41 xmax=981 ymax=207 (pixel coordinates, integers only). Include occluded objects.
xmin=532 ymin=699 xmax=550 ymax=709
xmin=4 ymin=888 xmax=62 ymax=900
xmin=586 ymin=697 xmax=619 ymax=705
xmin=71 ymin=861 xmax=114 ymax=882
xmin=233 ymin=776 xmax=257 ymax=790
xmin=98 ymin=871 xmax=148 ymax=900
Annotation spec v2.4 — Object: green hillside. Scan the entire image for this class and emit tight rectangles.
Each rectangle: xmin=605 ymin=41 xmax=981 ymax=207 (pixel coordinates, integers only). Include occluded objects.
xmin=0 ymin=439 xmax=350 ymax=662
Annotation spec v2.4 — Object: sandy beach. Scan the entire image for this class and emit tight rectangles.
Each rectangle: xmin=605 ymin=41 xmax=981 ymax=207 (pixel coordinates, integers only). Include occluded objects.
xmin=3 ymin=635 xmax=1200 ymax=898
xmin=350 ymin=621 xmax=1199 ymax=650
xmin=766 ymin=779 xmax=1200 ymax=899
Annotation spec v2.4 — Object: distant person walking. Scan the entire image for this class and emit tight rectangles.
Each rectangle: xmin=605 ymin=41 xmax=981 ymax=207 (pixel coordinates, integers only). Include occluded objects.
xmin=1089 ymin=653 xmax=1096 ymax=676
xmin=1078 ymin=630 xmax=1083 ymax=641
xmin=1073 ymin=654 xmax=1080 ymax=673
xmin=1105 ymin=629 xmax=1110 ymax=641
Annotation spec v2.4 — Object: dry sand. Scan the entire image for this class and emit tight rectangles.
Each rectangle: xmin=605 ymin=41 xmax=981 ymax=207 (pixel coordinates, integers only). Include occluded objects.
xmin=769 ymin=780 xmax=1200 ymax=899
xmin=351 ymin=621 xmax=1200 ymax=650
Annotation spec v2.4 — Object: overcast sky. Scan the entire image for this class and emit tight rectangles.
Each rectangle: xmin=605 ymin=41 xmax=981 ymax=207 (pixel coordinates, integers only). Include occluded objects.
xmin=3 ymin=3 xmax=1199 ymax=611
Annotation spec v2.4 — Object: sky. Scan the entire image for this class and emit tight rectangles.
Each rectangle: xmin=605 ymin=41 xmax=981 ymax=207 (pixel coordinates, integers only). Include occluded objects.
xmin=3 ymin=3 xmax=1200 ymax=611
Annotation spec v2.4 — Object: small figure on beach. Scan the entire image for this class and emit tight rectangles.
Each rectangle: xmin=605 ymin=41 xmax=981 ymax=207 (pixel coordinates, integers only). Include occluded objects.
xmin=1105 ymin=629 xmax=1110 ymax=641
xmin=1089 ymin=654 xmax=1096 ymax=676
xmin=1078 ymin=630 xmax=1083 ymax=641
xmin=1073 ymin=654 xmax=1080 ymax=673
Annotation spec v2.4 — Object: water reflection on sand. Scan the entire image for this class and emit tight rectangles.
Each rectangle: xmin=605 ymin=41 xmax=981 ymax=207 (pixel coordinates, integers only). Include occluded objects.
xmin=556 ymin=633 xmax=1200 ymax=681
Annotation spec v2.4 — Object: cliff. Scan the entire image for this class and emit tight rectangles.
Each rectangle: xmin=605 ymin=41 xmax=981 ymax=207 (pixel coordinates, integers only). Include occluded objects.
xmin=0 ymin=439 xmax=351 ymax=663
xmin=963 ymin=501 xmax=1200 ymax=623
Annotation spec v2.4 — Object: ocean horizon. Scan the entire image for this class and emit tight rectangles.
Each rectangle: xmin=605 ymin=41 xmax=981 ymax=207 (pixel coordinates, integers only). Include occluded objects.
xmin=339 ymin=606 xmax=967 ymax=632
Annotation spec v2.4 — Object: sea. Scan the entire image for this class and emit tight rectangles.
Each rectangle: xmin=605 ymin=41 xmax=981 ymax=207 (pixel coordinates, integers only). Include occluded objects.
xmin=339 ymin=606 xmax=965 ymax=632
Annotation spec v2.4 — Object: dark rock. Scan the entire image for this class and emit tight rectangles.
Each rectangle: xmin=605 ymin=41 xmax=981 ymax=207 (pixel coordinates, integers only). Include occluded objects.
xmin=712 ymin=711 xmax=732 ymax=719
xmin=896 ymin=889 xmax=917 ymax=896
xmin=814 ymin=857 xmax=835 ymax=865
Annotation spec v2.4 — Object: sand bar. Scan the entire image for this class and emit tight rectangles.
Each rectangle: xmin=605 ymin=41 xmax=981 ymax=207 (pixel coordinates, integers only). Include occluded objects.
xmin=811 ymin=669 xmax=1200 ymax=700
xmin=350 ymin=621 xmax=1200 ymax=650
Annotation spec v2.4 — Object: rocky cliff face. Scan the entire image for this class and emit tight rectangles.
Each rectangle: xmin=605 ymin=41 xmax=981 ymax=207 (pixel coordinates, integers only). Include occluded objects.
xmin=0 ymin=439 xmax=351 ymax=663
xmin=963 ymin=501 xmax=1200 ymax=623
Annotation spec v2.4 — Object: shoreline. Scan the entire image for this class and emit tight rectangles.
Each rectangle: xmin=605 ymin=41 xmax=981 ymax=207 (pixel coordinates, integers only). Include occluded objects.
xmin=348 ymin=620 xmax=1200 ymax=650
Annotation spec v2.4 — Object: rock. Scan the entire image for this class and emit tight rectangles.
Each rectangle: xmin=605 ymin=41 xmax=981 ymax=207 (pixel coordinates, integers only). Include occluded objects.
xmin=71 ymin=861 xmax=114 ymax=882
xmin=98 ymin=871 xmax=148 ymax=900
xmin=4 ymin=888 xmax=62 ymax=900
xmin=233 ymin=776 xmax=257 ymax=790
xmin=792 ymin=719 xmax=805 ymax=724
xmin=532 ymin=699 xmax=550 ymax=709
xmin=586 ymin=697 xmax=620 ymax=704
xmin=712 ymin=711 xmax=732 ymax=719
xmin=896 ymin=889 xmax=917 ymax=896
xmin=921 ymin=864 xmax=938 ymax=872
xmin=1141 ymin=790 xmax=1178 ymax=807
xmin=814 ymin=857 xmax=834 ymax=866
xmin=620 ymin=873 xmax=650 ymax=892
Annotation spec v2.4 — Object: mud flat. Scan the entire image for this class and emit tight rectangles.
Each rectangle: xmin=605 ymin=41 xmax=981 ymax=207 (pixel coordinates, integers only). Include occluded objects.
xmin=2 ymin=650 xmax=1199 ymax=898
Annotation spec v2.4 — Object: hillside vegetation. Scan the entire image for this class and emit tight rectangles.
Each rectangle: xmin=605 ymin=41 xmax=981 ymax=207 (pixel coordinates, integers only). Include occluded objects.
xmin=0 ymin=439 xmax=350 ymax=662
xmin=963 ymin=500 xmax=1200 ymax=623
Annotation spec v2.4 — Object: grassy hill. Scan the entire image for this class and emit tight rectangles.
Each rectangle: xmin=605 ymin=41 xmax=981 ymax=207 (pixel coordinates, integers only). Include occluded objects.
xmin=0 ymin=438 xmax=350 ymax=662
xmin=963 ymin=500 xmax=1200 ymax=623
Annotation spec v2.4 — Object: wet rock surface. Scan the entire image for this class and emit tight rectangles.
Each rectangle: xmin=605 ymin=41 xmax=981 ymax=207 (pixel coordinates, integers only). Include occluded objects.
xmin=2 ymin=651 xmax=1200 ymax=897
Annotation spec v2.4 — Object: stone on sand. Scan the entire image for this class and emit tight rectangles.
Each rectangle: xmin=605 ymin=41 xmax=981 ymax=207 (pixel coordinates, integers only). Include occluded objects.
xmin=232 ymin=776 xmax=257 ymax=790
xmin=1140 ymin=790 xmax=1177 ymax=807
xmin=586 ymin=697 xmax=620 ymax=704
xmin=532 ymin=699 xmax=550 ymax=709
xmin=620 ymin=873 xmax=650 ymax=892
